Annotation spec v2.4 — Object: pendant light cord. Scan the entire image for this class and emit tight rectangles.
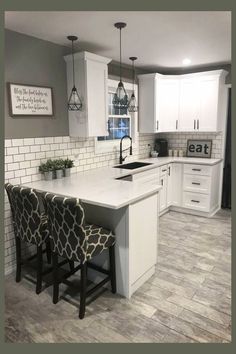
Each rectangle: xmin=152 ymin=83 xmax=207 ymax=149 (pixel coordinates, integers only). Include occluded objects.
xmin=72 ymin=39 xmax=75 ymax=88
xmin=132 ymin=60 xmax=135 ymax=93
xmin=119 ymin=28 xmax=122 ymax=82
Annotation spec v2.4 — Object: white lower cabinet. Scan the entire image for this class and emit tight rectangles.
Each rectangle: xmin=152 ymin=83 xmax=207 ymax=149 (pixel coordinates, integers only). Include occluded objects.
xmin=156 ymin=161 xmax=221 ymax=217
xmin=159 ymin=165 xmax=168 ymax=212
xmin=171 ymin=163 xmax=183 ymax=206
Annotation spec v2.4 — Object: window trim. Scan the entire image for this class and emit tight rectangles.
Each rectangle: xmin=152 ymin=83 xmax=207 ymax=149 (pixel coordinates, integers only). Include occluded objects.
xmin=95 ymin=79 xmax=138 ymax=155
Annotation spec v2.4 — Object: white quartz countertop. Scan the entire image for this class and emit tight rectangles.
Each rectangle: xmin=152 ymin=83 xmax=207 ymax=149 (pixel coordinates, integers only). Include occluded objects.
xmin=25 ymin=156 xmax=221 ymax=210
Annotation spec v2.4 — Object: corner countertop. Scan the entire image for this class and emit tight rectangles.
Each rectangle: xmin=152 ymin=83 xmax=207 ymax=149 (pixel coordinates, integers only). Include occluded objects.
xmin=24 ymin=156 xmax=221 ymax=210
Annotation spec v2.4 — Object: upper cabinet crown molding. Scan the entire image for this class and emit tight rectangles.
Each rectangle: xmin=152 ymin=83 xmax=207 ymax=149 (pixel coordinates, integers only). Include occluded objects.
xmin=138 ymin=69 xmax=228 ymax=134
xmin=64 ymin=51 xmax=112 ymax=138
xmin=64 ymin=51 xmax=112 ymax=65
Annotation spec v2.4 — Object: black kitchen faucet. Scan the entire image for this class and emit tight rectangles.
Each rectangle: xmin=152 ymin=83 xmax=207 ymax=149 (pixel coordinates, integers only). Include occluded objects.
xmin=119 ymin=135 xmax=132 ymax=164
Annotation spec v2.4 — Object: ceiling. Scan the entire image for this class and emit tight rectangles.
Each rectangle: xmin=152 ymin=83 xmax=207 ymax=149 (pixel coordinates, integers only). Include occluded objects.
xmin=5 ymin=11 xmax=231 ymax=71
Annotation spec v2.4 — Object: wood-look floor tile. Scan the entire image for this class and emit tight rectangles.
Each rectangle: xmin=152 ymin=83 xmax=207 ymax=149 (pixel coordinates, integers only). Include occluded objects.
xmin=167 ymin=294 xmax=230 ymax=326
xmin=5 ymin=209 xmax=231 ymax=343
xmin=178 ymin=309 xmax=231 ymax=341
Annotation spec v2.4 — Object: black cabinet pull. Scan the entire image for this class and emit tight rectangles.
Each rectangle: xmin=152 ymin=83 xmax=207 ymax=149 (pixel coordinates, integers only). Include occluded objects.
xmin=168 ymin=166 xmax=170 ymax=176
xmin=192 ymin=182 xmax=200 ymax=185
xmin=191 ymin=199 xmax=200 ymax=203
xmin=192 ymin=168 xmax=201 ymax=171
xmin=162 ymin=169 xmax=167 ymax=172
xmin=161 ymin=179 xmax=163 ymax=186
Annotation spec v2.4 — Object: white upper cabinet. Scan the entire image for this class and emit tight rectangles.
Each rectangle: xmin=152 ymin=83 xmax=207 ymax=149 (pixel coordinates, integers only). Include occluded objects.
xmin=64 ymin=51 xmax=112 ymax=137
xmin=138 ymin=74 xmax=180 ymax=133
xmin=156 ymin=76 xmax=180 ymax=132
xmin=179 ymin=77 xmax=198 ymax=131
xmin=138 ymin=70 xmax=228 ymax=133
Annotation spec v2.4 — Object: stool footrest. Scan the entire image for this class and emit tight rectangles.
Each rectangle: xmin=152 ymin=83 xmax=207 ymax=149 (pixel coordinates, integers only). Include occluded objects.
xmin=86 ymin=276 xmax=111 ymax=297
xmin=87 ymin=262 xmax=110 ymax=275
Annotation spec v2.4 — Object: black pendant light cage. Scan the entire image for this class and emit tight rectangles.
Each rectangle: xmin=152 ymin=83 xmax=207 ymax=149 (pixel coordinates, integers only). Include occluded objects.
xmin=128 ymin=56 xmax=138 ymax=112
xmin=67 ymin=35 xmax=82 ymax=111
xmin=112 ymin=22 xmax=129 ymax=109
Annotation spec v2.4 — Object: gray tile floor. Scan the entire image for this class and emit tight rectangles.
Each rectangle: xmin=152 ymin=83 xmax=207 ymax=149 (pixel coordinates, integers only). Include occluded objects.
xmin=5 ymin=209 xmax=231 ymax=343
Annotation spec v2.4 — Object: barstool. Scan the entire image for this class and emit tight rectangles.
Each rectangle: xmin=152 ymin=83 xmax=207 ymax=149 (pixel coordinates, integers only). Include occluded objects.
xmin=43 ymin=192 xmax=116 ymax=319
xmin=5 ymin=183 xmax=51 ymax=294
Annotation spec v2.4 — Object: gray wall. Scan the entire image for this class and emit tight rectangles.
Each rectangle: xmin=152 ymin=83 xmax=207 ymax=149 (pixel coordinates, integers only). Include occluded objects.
xmin=5 ymin=30 xmax=231 ymax=139
xmin=5 ymin=30 xmax=70 ymax=138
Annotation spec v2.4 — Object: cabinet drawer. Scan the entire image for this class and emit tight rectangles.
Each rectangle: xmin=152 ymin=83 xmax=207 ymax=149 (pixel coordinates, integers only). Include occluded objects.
xmin=183 ymin=174 xmax=211 ymax=194
xmin=132 ymin=168 xmax=159 ymax=182
xmin=184 ymin=164 xmax=212 ymax=176
xmin=183 ymin=192 xmax=210 ymax=212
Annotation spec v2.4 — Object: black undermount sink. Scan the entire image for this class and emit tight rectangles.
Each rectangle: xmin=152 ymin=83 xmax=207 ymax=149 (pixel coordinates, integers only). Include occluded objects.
xmin=113 ymin=162 xmax=153 ymax=170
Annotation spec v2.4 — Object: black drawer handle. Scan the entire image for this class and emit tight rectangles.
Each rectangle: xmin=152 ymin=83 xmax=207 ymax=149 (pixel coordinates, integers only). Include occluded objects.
xmin=191 ymin=199 xmax=200 ymax=203
xmin=192 ymin=182 xmax=200 ymax=185
xmin=162 ymin=169 xmax=167 ymax=172
xmin=192 ymin=168 xmax=201 ymax=171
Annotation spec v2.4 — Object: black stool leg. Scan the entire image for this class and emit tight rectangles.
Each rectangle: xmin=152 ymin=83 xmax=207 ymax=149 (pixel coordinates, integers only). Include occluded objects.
xmin=15 ymin=237 xmax=21 ymax=283
xmin=45 ymin=241 xmax=51 ymax=264
xmin=69 ymin=260 xmax=75 ymax=272
xmin=36 ymin=245 xmax=43 ymax=294
xmin=79 ymin=262 xmax=87 ymax=319
xmin=52 ymin=252 xmax=59 ymax=304
xmin=109 ymin=245 xmax=116 ymax=294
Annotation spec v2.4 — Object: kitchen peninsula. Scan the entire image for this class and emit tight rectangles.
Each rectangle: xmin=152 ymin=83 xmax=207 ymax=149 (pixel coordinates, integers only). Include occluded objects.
xmin=25 ymin=162 xmax=162 ymax=298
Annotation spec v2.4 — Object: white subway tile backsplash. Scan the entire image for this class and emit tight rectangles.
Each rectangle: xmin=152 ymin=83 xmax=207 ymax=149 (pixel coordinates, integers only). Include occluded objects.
xmin=8 ymin=162 xmax=20 ymax=171
xmin=54 ymin=137 xmax=63 ymax=143
xmin=19 ymin=146 xmax=30 ymax=154
xmin=5 ymin=140 xmax=12 ymax=147
xmin=12 ymin=139 xmax=24 ymax=147
xmin=30 ymin=145 xmax=41 ymax=153
xmin=20 ymin=161 xmax=31 ymax=169
xmin=7 ymin=147 xmax=19 ymax=155
xmin=14 ymin=169 xmax=26 ymax=178
xmin=45 ymin=137 xmax=54 ymax=144
xmin=35 ymin=137 xmax=45 ymax=145
xmin=13 ymin=154 xmax=25 ymax=162
xmin=5 ymin=155 xmax=13 ymax=163
xmin=23 ymin=138 xmax=34 ymax=145
xmin=25 ymin=153 xmax=36 ymax=161
xmin=35 ymin=152 xmax=45 ymax=159
xmin=5 ymin=171 xmax=15 ymax=180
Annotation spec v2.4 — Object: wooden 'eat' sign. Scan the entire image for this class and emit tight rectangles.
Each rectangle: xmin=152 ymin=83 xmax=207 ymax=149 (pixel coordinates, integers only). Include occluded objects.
xmin=186 ymin=140 xmax=212 ymax=158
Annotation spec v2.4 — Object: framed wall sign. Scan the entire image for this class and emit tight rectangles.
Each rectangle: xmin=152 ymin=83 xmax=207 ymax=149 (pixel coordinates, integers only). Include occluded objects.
xmin=8 ymin=83 xmax=54 ymax=116
xmin=186 ymin=139 xmax=212 ymax=158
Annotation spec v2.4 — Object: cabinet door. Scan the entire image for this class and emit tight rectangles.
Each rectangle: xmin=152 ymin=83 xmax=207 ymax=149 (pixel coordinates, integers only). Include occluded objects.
xmin=129 ymin=194 xmax=158 ymax=285
xmin=167 ymin=164 xmax=172 ymax=206
xmin=197 ymin=76 xmax=219 ymax=132
xmin=159 ymin=173 xmax=167 ymax=212
xmin=138 ymin=75 xmax=156 ymax=133
xmin=172 ymin=163 xmax=183 ymax=206
xmin=156 ymin=78 xmax=180 ymax=132
xmin=179 ymin=78 xmax=198 ymax=131
xmin=87 ymin=60 xmax=109 ymax=136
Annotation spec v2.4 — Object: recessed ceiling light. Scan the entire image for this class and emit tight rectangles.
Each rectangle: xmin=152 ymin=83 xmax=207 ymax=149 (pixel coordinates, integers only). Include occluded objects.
xmin=182 ymin=58 xmax=191 ymax=66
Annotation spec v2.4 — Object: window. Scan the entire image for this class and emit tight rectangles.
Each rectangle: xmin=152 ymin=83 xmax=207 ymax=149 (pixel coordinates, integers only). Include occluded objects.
xmin=95 ymin=79 xmax=138 ymax=154
xmin=97 ymin=92 xmax=131 ymax=141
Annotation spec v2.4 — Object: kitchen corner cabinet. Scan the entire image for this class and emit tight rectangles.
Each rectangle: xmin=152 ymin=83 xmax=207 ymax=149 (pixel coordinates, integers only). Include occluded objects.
xmin=138 ymin=70 xmax=228 ymax=133
xmin=138 ymin=74 xmax=179 ymax=133
xmin=64 ymin=51 xmax=112 ymax=137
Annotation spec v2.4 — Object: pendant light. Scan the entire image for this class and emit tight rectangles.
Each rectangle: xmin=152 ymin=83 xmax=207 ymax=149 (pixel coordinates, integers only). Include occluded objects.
xmin=112 ymin=22 xmax=128 ymax=109
xmin=128 ymin=57 xmax=138 ymax=112
xmin=67 ymin=35 xmax=82 ymax=111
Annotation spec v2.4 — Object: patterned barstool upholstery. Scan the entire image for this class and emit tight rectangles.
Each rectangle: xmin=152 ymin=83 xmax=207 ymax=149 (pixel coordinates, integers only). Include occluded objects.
xmin=5 ymin=183 xmax=51 ymax=294
xmin=43 ymin=193 xmax=116 ymax=319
